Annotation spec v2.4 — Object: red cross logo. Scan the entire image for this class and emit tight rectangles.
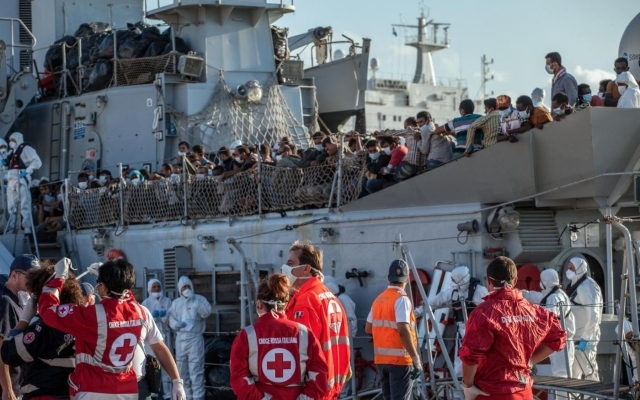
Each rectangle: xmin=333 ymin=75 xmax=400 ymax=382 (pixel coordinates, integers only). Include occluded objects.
xmin=327 ymin=299 xmax=343 ymax=334
xmin=261 ymin=348 xmax=295 ymax=383
xmin=109 ymin=333 xmax=138 ymax=366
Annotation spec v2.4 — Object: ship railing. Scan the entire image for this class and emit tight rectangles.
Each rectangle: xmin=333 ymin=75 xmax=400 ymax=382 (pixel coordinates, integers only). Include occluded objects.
xmin=145 ymin=0 xmax=296 ymax=12
xmin=66 ymin=163 xmax=365 ymax=230
xmin=0 ymin=18 xmax=36 ymax=73
xmin=370 ymin=72 xmax=468 ymax=89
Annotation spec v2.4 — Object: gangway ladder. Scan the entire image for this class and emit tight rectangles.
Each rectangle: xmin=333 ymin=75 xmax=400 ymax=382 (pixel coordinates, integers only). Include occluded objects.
xmin=49 ymin=103 xmax=62 ymax=182
xmin=397 ymin=233 xmax=462 ymax=399
xmin=608 ymin=217 xmax=640 ymax=399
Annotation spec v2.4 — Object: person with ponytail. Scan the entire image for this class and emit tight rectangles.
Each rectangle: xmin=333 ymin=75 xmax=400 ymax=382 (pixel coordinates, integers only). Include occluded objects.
xmin=230 ymin=273 xmax=329 ymax=400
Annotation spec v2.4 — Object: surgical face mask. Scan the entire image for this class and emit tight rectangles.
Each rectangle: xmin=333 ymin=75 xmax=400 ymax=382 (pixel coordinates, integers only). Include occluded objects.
xmin=234 ymin=156 xmax=242 ymax=163
xmin=0 ymin=148 xmax=6 ymax=158
xmin=618 ymin=86 xmax=627 ymax=95
xmin=565 ymin=269 xmax=576 ymax=280
xmin=196 ymin=173 xmax=205 ymax=180
xmin=78 ymin=182 xmax=88 ymax=189
xmin=276 ymin=155 xmax=283 ymax=161
xmin=178 ymin=151 xmax=186 ymax=157
xmin=150 ymin=292 xmax=162 ymax=299
xmin=131 ymin=178 xmax=141 ymax=184
xmin=44 ymin=194 xmax=56 ymax=202
xmin=170 ymin=173 xmax=179 ymax=181
xmin=518 ymin=110 xmax=530 ymax=119
xmin=500 ymin=108 xmax=511 ymax=118
xmin=182 ymin=289 xmax=193 ymax=298
xmin=271 ymin=151 xmax=277 ymax=159
xmin=382 ymin=147 xmax=391 ymax=156
xmin=553 ymin=108 xmax=565 ymax=116
xmin=99 ymin=176 xmax=107 ymax=184
xmin=9 ymin=141 xmax=16 ymax=149
xmin=281 ymin=264 xmax=300 ymax=285
xmin=582 ymin=94 xmax=593 ymax=103
xmin=369 ymin=152 xmax=380 ymax=160
xmin=315 ymin=144 xmax=324 ymax=151
xmin=88 ymin=175 xmax=94 ymax=181
xmin=545 ymin=64 xmax=554 ymax=74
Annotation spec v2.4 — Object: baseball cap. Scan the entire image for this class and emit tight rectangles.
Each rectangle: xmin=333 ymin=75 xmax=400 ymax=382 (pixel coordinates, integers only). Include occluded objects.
xmin=10 ymin=254 xmax=40 ymax=272
xmin=388 ymin=259 xmax=409 ymax=283
xmin=81 ymin=282 xmax=95 ymax=296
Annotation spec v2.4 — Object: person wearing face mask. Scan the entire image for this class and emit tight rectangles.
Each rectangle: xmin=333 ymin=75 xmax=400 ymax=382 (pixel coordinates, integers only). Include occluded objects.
xmin=361 ymin=140 xmax=391 ymax=198
xmin=414 ymin=266 xmax=488 ymax=378
xmin=275 ymin=144 xmax=301 ymax=167
xmin=283 ymin=241 xmax=351 ymax=400
xmin=615 ymin=71 xmax=640 ymax=109
xmin=168 ymin=276 xmax=211 ymax=400
xmin=220 ymin=145 xmax=256 ymax=182
xmin=531 ymin=88 xmax=551 ymax=112
xmin=230 ymin=273 xmax=329 ymax=400
xmin=98 ymin=169 xmax=113 ymax=186
xmin=459 ymin=257 xmax=566 ymax=400
xmin=565 ymin=256 xmax=602 ymax=381
xmin=417 ymin=111 xmax=452 ymax=170
xmin=502 ymin=96 xmax=553 ymax=141
xmin=129 ymin=170 xmax=145 ymax=185
xmin=545 ymin=52 xmax=578 ymax=106
xmin=365 ymin=260 xmax=422 ymax=400
xmin=142 ymin=279 xmax=173 ymax=399
xmin=5 ymin=132 xmax=42 ymax=234
xmin=432 ymin=99 xmax=482 ymax=159
xmin=365 ymin=136 xmax=403 ymax=194
xmin=577 ymin=83 xmax=603 ymax=109
xmin=83 ymin=166 xmax=96 ymax=182
xmin=464 ymin=98 xmax=501 ymax=157
xmin=495 ymin=95 xmax=520 ymax=142
xmin=522 ymin=269 xmax=575 ymax=387
xmin=39 ymin=258 xmax=186 ymax=400
xmin=605 ymin=57 xmax=631 ymax=107
xmin=300 ymin=131 xmax=328 ymax=167
xmin=551 ymin=92 xmax=574 ymax=121
xmin=0 ymin=139 xmax=9 ymax=172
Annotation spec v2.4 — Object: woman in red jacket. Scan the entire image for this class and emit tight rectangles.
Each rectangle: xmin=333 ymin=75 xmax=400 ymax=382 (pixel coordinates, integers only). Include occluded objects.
xmin=230 ymin=274 xmax=329 ymax=400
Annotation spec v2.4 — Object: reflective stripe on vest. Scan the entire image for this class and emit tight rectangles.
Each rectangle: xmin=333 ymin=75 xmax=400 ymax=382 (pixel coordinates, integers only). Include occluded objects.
xmin=371 ymin=287 xmax=417 ymax=366
xmin=245 ymin=325 xmax=259 ymax=378
xmin=75 ymin=352 xmax=131 ymax=373
xmin=297 ymin=323 xmax=309 ymax=379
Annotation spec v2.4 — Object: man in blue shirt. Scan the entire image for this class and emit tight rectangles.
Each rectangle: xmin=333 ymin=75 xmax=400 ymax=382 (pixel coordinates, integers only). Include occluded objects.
xmin=545 ymin=52 xmax=578 ymax=106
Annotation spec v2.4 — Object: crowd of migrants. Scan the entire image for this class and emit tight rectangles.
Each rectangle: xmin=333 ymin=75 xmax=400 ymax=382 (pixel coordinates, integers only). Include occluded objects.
xmin=8 ymin=54 xmax=637 ymax=231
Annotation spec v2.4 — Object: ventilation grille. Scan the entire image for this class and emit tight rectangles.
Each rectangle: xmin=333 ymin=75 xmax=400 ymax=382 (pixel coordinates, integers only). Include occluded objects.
xmin=18 ymin=0 xmax=32 ymax=43
xmin=517 ymin=209 xmax=563 ymax=251
xmin=163 ymin=247 xmax=177 ymax=292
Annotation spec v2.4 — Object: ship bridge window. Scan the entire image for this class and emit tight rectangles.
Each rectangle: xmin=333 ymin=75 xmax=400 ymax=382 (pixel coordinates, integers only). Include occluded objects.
xmin=382 ymin=115 xmax=386 ymax=121
xmin=405 ymin=95 xmax=410 ymax=106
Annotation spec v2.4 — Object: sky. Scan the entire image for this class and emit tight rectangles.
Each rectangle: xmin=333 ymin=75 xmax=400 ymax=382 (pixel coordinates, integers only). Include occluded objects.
xmin=280 ymin=0 xmax=640 ymax=106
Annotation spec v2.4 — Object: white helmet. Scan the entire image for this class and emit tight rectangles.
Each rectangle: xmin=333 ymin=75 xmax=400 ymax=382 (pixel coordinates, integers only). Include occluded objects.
xmin=229 ymin=139 xmax=242 ymax=150
xmin=9 ymin=132 xmax=24 ymax=146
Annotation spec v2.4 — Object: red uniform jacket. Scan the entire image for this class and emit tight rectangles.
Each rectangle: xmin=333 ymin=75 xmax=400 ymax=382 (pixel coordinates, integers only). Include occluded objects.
xmin=285 ymin=277 xmax=351 ymax=399
xmin=39 ymin=278 xmax=144 ymax=399
xmin=230 ymin=312 xmax=329 ymax=400
xmin=459 ymin=287 xmax=566 ymax=395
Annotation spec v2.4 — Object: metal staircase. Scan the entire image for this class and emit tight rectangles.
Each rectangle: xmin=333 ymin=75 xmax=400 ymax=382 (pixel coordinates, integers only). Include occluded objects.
xmin=506 ymin=208 xmax=563 ymax=263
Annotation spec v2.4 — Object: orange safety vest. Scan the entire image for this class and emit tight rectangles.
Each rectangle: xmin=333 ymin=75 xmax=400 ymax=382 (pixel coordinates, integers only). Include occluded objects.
xmin=371 ymin=286 xmax=417 ymax=366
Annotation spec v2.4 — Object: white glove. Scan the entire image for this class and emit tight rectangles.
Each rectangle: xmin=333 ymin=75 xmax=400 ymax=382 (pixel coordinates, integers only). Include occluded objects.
xmin=172 ymin=378 xmax=186 ymax=400
xmin=87 ymin=262 xmax=103 ymax=276
xmin=463 ymin=384 xmax=489 ymax=400
xmin=18 ymin=296 xmax=36 ymax=323
xmin=413 ymin=305 xmax=423 ymax=318
xmin=55 ymin=258 xmax=72 ymax=280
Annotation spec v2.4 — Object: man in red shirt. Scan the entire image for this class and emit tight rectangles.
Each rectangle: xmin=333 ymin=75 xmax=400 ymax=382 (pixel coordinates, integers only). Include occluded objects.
xmin=459 ymin=257 xmax=566 ymax=400
xmin=283 ymin=241 xmax=351 ymax=399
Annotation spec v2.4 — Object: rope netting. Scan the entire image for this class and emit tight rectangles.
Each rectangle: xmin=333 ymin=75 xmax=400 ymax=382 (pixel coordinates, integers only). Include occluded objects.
xmin=114 ymin=53 xmax=175 ymax=86
xmin=169 ymin=73 xmax=314 ymax=155
xmin=67 ymin=164 xmax=365 ymax=229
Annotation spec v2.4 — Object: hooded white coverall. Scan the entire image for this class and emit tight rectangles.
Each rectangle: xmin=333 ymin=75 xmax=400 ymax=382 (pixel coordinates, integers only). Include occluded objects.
xmin=616 ymin=71 xmax=640 ymax=109
xmin=532 ymin=88 xmax=551 ymax=112
xmin=566 ymin=257 xmax=602 ymax=381
xmin=141 ymin=279 xmax=173 ymax=398
xmin=168 ymin=276 xmax=211 ymax=400
xmin=616 ymin=319 xmax=638 ymax=383
xmin=523 ymin=269 xmax=575 ymax=382
xmin=6 ymin=132 xmax=42 ymax=232
xmin=417 ymin=266 xmax=488 ymax=377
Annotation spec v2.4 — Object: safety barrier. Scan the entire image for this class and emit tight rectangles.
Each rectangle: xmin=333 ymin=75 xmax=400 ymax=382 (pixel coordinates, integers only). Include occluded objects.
xmin=67 ymin=163 xmax=365 ymax=229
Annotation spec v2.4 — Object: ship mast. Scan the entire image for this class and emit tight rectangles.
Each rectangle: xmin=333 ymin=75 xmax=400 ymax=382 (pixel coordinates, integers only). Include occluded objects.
xmin=392 ymin=6 xmax=449 ymax=85
xmin=480 ymin=54 xmax=494 ymax=101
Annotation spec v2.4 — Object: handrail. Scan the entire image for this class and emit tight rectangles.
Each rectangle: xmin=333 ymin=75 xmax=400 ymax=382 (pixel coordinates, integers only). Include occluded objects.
xmin=0 ymin=18 xmax=37 ymax=50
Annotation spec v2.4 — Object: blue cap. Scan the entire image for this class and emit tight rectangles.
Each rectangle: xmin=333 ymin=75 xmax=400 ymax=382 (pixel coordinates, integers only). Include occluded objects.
xmin=388 ymin=259 xmax=409 ymax=283
xmin=10 ymin=254 xmax=40 ymax=272
xmin=81 ymin=282 xmax=95 ymax=296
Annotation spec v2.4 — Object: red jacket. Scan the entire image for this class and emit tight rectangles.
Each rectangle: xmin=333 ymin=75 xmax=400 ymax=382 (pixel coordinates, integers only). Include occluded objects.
xmin=286 ymin=277 xmax=351 ymax=399
xmin=230 ymin=312 xmax=329 ymax=400
xmin=38 ymin=278 xmax=144 ymax=398
xmin=459 ymin=287 xmax=566 ymax=395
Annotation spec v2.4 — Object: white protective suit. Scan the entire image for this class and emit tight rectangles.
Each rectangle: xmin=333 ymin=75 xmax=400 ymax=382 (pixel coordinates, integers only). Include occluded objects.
xmin=141 ymin=279 xmax=173 ymax=399
xmin=523 ymin=269 xmax=575 ymax=381
xmin=323 ymin=276 xmax=357 ymax=337
xmin=566 ymin=256 xmax=602 ymax=381
xmin=420 ymin=266 xmax=489 ymax=377
xmin=616 ymin=319 xmax=638 ymax=383
xmin=616 ymin=71 xmax=640 ymax=109
xmin=6 ymin=132 xmax=42 ymax=232
xmin=168 ymin=276 xmax=211 ymax=400
xmin=532 ymin=87 xmax=551 ymax=111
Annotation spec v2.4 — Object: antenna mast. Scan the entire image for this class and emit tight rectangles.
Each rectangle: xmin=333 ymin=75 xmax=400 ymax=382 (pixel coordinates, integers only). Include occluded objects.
xmin=481 ymin=55 xmax=494 ymax=101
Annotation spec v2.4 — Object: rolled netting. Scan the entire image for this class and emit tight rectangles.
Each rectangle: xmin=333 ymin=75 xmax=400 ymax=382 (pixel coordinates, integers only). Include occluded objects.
xmin=67 ymin=164 xmax=365 ymax=229
xmin=169 ymin=73 xmax=314 ymax=153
